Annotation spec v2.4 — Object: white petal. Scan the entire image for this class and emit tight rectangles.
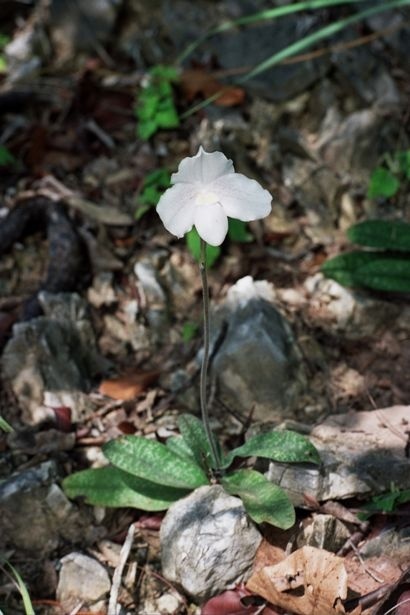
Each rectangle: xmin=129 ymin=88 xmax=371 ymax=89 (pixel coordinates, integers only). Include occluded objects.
xmin=211 ymin=173 xmax=272 ymax=221
xmin=171 ymin=146 xmax=234 ymax=185
xmin=194 ymin=202 xmax=228 ymax=246
xmin=156 ymin=183 xmax=197 ymax=238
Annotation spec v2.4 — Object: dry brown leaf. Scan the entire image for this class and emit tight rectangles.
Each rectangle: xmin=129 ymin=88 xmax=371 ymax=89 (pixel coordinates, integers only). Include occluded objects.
xmin=99 ymin=370 xmax=159 ymax=400
xmin=180 ymin=69 xmax=245 ymax=107
xmin=246 ymin=546 xmax=359 ymax=615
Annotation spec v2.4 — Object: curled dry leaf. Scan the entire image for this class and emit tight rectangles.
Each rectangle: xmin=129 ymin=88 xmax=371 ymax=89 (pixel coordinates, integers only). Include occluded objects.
xmin=180 ymin=69 xmax=245 ymax=107
xmin=99 ymin=370 xmax=160 ymax=400
xmin=246 ymin=546 xmax=361 ymax=615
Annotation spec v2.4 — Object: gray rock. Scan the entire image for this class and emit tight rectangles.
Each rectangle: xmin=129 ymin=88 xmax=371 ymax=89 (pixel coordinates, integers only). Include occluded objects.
xmin=332 ymin=44 xmax=401 ymax=108
xmin=359 ymin=527 xmax=410 ymax=566
xmin=160 ymin=485 xmax=262 ymax=603
xmin=267 ymin=405 xmax=410 ymax=504
xmin=209 ymin=276 xmax=306 ymax=422
xmin=1 ymin=292 xmax=109 ymax=424
xmin=49 ymin=0 xmax=120 ymax=62
xmin=0 ymin=461 xmax=102 ymax=555
xmin=304 ymin=275 xmax=401 ymax=340
xmin=297 ymin=514 xmax=351 ymax=553
xmin=57 ymin=552 xmax=111 ymax=613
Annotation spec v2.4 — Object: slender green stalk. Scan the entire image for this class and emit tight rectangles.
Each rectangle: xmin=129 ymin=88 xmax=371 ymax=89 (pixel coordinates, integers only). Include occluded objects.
xmin=199 ymin=239 xmax=221 ymax=470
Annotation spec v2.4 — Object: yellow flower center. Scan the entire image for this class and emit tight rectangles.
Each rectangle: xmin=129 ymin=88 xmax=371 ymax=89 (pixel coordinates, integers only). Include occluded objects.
xmin=195 ymin=191 xmax=218 ymax=206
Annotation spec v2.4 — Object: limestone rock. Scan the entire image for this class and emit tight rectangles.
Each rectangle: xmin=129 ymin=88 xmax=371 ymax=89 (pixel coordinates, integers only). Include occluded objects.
xmin=209 ymin=276 xmax=306 ymax=422
xmin=297 ymin=514 xmax=351 ymax=553
xmin=304 ymin=275 xmax=401 ymax=340
xmin=57 ymin=552 xmax=111 ymax=613
xmin=0 ymin=461 xmax=102 ymax=555
xmin=1 ymin=292 xmax=109 ymax=424
xmin=160 ymin=485 xmax=262 ymax=603
xmin=267 ymin=405 xmax=410 ymax=504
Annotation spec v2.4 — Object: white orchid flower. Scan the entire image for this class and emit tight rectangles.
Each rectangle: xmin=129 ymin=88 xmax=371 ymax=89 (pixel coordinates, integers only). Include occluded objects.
xmin=156 ymin=147 xmax=272 ymax=246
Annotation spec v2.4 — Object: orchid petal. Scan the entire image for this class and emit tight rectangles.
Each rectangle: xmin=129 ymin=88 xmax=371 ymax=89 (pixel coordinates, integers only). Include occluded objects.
xmin=211 ymin=173 xmax=272 ymax=221
xmin=172 ymin=147 xmax=234 ymax=185
xmin=194 ymin=202 xmax=228 ymax=246
xmin=156 ymin=183 xmax=197 ymax=238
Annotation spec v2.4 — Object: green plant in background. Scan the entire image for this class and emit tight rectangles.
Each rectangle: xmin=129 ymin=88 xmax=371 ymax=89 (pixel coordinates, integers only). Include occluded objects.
xmin=135 ymin=65 xmax=180 ymax=140
xmin=0 ymin=145 xmax=16 ymax=167
xmin=186 ymin=220 xmax=251 ymax=267
xmin=182 ymin=321 xmax=198 ymax=342
xmin=368 ymin=149 xmax=410 ymax=199
xmin=0 ymin=416 xmax=13 ymax=432
xmin=359 ymin=486 xmax=410 ymax=520
xmin=321 ymin=220 xmax=410 ymax=292
xmin=65 ymin=147 xmax=320 ymax=530
xmin=0 ymin=34 xmax=9 ymax=73
xmin=135 ymin=168 xmax=171 ymax=220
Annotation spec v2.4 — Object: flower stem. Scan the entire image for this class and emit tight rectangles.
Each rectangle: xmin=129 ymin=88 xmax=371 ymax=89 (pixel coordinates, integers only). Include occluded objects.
xmin=199 ymin=239 xmax=221 ymax=470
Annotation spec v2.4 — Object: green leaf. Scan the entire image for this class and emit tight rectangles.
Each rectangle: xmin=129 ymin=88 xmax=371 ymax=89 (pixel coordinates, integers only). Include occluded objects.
xmin=367 ymin=167 xmax=400 ymax=199
xmin=221 ymin=430 xmax=320 ymax=469
xmin=359 ymin=488 xmax=410 ymax=520
xmin=156 ymin=108 xmax=180 ymax=129
xmin=138 ymin=118 xmax=158 ymax=140
xmin=63 ymin=466 xmax=188 ymax=510
xmin=103 ymin=435 xmax=209 ymax=489
xmin=347 ymin=220 xmax=410 ymax=252
xmin=396 ymin=150 xmax=410 ymax=180
xmin=186 ymin=228 xmax=221 ymax=267
xmin=5 ymin=562 xmax=34 ymax=615
xmin=178 ymin=413 xmax=213 ymax=472
xmin=135 ymin=168 xmax=171 ymax=219
xmin=151 ymin=65 xmax=179 ymax=81
xmin=0 ymin=415 xmax=13 ymax=432
xmin=0 ymin=145 xmax=16 ymax=166
xmin=228 ymin=219 xmax=252 ymax=243
xmin=222 ymin=469 xmax=295 ymax=529
xmin=182 ymin=322 xmax=198 ymax=342
xmin=322 ymin=251 xmax=410 ymax=292
xmin=166 ymin=435 xmax=197 ymax=462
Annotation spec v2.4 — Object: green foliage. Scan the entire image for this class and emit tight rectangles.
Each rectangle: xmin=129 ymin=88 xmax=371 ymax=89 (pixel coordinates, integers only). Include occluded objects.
xmin=103 ymin=435 xmax=209 ymax=489
xmin=0 ymin=416 xmax=13 ymax=432
xmin=367 ymin=150 xmax=410 ymax=200
xmin=186 ymin=220 xmax=253 ymax=267
xmin=63 ymin=466 xmax=189 ymax=510
xmin=228 ymin=219 xmax=253 ymax=243
xmin=347 ymin=220 xmax=410 ymax=251
xmin=0 ymin=34 xmax=9 ymax=73
xmin=177 ymin=413 xmax=213 ymax=471
xmin=0 ymin=561 xmax=34 ymax=615
xmin=135 ymin=65 xmax=179 ymax=140
xmin=186 ymin=228 xmax=221 ymax=267
xmin=64 ymin=413 xmax=319 ymax=530
xmin=322 ymin=219 xmax=410 ymax=293
xmin=222 ymin=469 xmax=295 ymax=528
xmin=182 ymin=321 xmax=198 ymax=342
xmin=221 ymin=429 xmax=321 ymax=470
xmin=359 ymin=487 xmax=410 ymax=520
xmin=135 ymin=168 xmax=171 ymax=220
xmin=367 ymin=167 xmax=400 ymax=199
xmin=0 ymin=145 xmax=16 ymax=167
